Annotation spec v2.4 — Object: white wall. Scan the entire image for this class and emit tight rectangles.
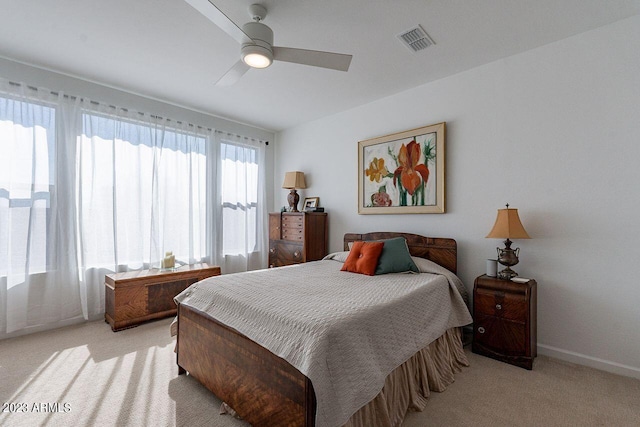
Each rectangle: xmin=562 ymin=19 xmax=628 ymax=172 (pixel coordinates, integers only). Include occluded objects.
xmin=275 ymin=16 xmax=640 ymax=378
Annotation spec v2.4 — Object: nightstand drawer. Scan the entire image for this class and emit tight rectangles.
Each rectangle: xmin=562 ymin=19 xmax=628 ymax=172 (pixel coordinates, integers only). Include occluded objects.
xmin=475 ymin=289 xmax=527 ymax=321
xmin=474 ymin=314 xmax=526 ymax=355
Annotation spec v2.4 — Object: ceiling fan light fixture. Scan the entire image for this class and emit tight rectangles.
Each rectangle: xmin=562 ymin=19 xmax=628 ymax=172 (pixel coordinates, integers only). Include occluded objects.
xmin=189 ymin=1 xmax=353 ymax=85
xmin=241 ymin=43 xmax=273 ymax=68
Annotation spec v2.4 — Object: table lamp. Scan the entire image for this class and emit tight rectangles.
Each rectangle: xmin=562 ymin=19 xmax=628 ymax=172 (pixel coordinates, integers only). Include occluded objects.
xmin=282 ymin=171 xmax=306 ymax=212
xmin=486 ymin=204 xmax=531 ymax=280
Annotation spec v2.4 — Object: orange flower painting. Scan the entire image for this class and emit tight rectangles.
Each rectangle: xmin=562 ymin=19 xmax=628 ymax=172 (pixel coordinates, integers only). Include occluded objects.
xmin=359 ymin=123 xmax=445 ymax=213
xmin=393 ymin=139 xmax=429 ymax=196
xmin=363 ymin=135 xmax=434 ymax=207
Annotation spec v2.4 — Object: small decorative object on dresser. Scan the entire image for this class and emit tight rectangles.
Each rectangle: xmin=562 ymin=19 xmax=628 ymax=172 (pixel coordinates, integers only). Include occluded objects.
xmin=472 ymin=274 xmax=537 ymax=369
xmin=268 ymin=212 xmax=328 ymax=267
xmin=486 ymin=259 xmax=497 ymax=277
xmin=105 ymin=263 xmax=220 ymax=331
xmin=302 ymin=196 xmax=319 ymax=211
xmin=161 ymin=251 xmax=175 ymax=269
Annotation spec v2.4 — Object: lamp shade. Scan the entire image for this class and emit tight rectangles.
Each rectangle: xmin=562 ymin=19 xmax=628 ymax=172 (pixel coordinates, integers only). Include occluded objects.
xmin=282 ymin=171 xmax=306 ymax=189
xmin=486 ymin=206 xmax=531 ymax=239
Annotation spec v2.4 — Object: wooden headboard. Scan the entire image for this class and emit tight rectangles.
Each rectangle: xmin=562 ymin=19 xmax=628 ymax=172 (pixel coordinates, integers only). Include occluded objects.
xmin=343 ymin=232 xmax=457 ymax=274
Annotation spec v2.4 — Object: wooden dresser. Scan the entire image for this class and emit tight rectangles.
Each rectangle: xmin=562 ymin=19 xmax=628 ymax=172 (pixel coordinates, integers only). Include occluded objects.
xmin=472 ymin=274 xmax=537 ymax=369
xmin=105 ymin=263 xmax=220 ymax=331
xmin=268 ymin=212 xmax=328 ymax=267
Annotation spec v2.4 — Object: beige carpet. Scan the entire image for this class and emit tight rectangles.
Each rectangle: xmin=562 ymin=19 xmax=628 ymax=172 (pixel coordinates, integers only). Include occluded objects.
xmin=1 ymin=318 xmax=638 ymax=427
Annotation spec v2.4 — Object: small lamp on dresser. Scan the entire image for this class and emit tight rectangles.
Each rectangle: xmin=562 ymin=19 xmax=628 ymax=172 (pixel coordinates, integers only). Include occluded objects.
xmin=486 ymin=203 xmax=531 ymax=280
xmin=282 ymin=171 xmax=306 ymax=212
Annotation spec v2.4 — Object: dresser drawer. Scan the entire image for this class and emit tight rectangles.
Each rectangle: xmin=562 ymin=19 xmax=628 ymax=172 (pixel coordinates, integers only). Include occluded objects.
xmin=475 ymin=288 xmax=527 ymax=321
xmin=269 ymin=241 xmax=304 ymax=266
xmin=281 ymin=214 xmax=304 ymax=241
xmin=474 ymin=314 xmax=526 ymax=355
xmin=282 ymin=227 xmax=304 ymax=241
xmin=282 ymin=215 xmax=304 ymax=228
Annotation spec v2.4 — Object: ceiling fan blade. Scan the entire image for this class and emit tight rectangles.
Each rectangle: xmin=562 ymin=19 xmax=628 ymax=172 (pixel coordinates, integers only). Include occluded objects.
xmin=272 ymin=47 xmax=352 ymax=72
xmin=215 ymin=60 xmax=250 ymax=86
xmin=184 ymin=0 xmax=250 ymax=44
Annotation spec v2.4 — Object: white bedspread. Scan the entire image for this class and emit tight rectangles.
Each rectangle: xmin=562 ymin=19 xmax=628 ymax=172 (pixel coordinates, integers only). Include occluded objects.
xmin=174 ymin=253 xmax=472 ymax=427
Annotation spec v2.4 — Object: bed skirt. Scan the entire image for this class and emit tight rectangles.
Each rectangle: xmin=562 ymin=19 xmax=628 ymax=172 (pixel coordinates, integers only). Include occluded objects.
xmin=342 ymin=327 xmax=468 ymax=427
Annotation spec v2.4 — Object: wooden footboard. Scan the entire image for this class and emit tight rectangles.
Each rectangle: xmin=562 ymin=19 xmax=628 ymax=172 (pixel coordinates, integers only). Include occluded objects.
xmin=176 ymin=303 xmax=316 ymax=427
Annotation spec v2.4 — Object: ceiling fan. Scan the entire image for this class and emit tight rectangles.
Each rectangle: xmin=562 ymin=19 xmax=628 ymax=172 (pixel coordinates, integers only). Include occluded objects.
xmin=184 ymin=1 xmax=353 ymax=85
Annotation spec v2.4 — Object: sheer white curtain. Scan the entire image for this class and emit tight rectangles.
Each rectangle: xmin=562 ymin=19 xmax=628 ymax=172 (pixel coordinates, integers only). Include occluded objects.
xmin=0 ymin=79 xmax=266 ymax=339
xmin=216 ymin=133 xmax=267 ymax=273
xmin=0 ymin=80 xmax=83 ymax=336
xmin=77 ymin=103 xmax=214 ymax=316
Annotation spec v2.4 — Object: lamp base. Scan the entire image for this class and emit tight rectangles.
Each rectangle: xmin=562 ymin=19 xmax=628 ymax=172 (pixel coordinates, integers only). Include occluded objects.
xmin=287 ymin=189 xmax=300 ymax=212
xmin=496 ymin=239 xmax=521 ymax=280
xmin=497 ymin=266 xmax=518 ymax=280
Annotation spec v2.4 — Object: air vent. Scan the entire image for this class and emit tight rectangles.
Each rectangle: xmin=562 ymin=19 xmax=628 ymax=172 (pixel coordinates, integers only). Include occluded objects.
xmin=397 ymin=25 xmax=435 ymax=53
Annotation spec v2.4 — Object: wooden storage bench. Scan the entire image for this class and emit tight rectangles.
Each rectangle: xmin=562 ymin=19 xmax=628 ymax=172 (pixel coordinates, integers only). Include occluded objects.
xmin=105 ymin=263 xmax=220 ymax=331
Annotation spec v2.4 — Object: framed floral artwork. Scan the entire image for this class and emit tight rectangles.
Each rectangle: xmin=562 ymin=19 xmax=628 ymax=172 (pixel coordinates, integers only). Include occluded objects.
xmin=358 ymin=122 xmax=445 ymax=214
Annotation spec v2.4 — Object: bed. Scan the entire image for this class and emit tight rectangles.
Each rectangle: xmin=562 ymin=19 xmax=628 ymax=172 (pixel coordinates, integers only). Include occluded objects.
xmin=174 ymin=232 xmax=472 ymax=427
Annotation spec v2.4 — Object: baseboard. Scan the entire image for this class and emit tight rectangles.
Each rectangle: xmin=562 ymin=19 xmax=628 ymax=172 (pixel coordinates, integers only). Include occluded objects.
xmin=538 ymin=344 xmax=640 ymax=380
xmin=0 ymin=315 xmax=93 ymax=341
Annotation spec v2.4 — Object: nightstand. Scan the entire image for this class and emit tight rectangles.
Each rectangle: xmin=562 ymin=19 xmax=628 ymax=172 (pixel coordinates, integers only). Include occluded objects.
xmin=472 ymin=274 xmax=537 ymax=369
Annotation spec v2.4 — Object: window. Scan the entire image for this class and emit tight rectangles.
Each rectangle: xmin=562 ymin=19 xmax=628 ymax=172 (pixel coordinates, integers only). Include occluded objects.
xmin=79 ymin=112 xmax=208 ymax=268
xmin=220 ymin=142 xmax=259 ymax=255
xmin=0 ymin=99 xmax=266 ymax=275
xmin=0 ymin=95 xmax=56 ymax=277
xmin=0 ymin=79 xmax=266 ymax=338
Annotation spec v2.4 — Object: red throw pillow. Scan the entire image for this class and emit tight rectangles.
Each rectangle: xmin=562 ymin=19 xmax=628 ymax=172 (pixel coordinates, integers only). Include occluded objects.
xmin=341 ymin=241 xmax=385 ymax=276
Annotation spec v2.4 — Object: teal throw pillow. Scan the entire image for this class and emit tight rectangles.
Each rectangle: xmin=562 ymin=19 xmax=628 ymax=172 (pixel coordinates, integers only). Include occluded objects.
xmin=375 ymin=237 xmax=419 ymax=275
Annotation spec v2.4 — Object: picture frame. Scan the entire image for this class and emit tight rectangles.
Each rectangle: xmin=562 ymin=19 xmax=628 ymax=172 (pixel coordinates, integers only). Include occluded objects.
xmin=302 ymin=197 xmax=319 ymax=211
xmin=358 ymin=122 xmax=445 ymax=214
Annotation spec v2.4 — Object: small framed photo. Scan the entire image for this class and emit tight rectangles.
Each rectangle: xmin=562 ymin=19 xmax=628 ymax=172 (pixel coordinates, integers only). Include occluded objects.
xmin=302 ymin=197 xmax=319 ymax=211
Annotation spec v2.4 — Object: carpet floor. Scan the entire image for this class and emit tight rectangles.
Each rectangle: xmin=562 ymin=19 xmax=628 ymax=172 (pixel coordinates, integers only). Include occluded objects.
xmin=1 ymin=318 xmax=639 ymax=427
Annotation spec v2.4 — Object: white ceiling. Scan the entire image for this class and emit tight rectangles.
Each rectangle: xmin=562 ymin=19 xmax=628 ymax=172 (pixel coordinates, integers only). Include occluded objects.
xmin=1 ymin=0 xmax=638 ymax=131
